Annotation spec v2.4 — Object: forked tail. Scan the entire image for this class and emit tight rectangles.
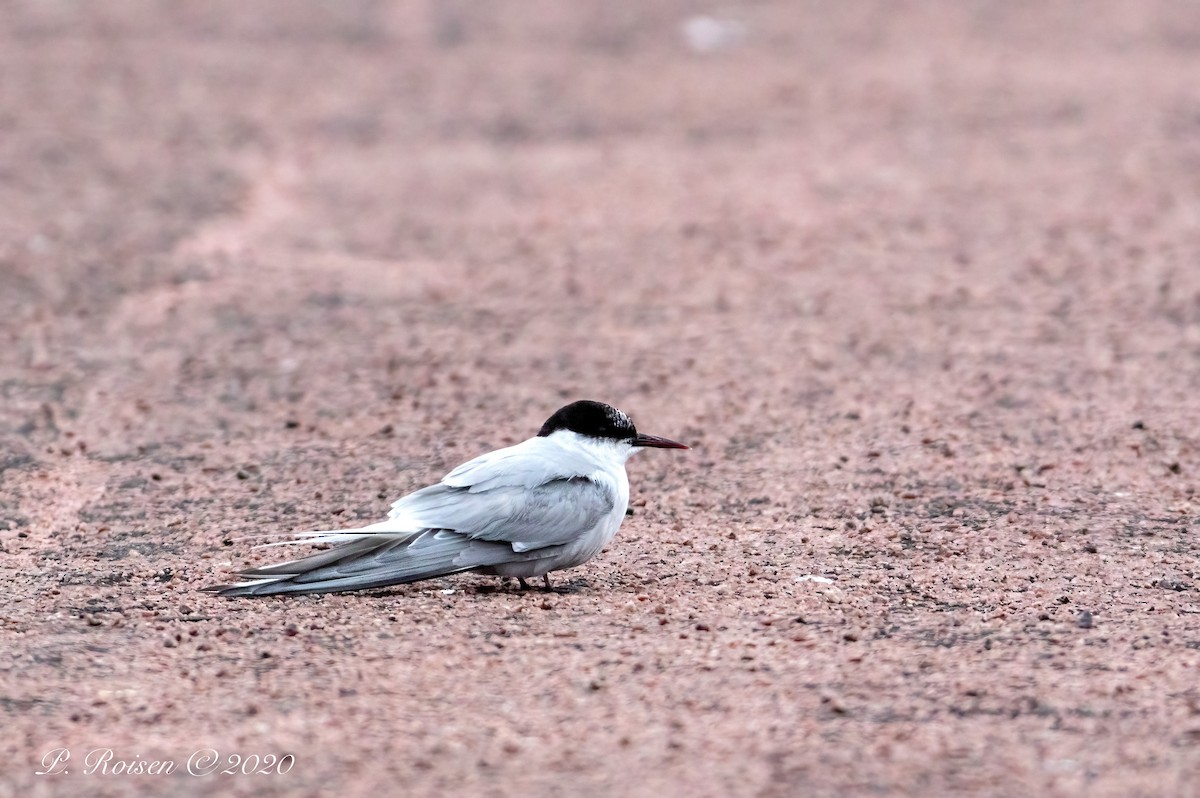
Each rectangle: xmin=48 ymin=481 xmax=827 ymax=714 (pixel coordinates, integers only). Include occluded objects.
xmin=205 ymin=528 xmax=529 ymax=597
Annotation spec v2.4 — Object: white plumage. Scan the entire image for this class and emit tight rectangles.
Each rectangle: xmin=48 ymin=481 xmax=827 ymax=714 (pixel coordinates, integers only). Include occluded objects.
xmin=206 ymin=401 xmax=686 ymax=597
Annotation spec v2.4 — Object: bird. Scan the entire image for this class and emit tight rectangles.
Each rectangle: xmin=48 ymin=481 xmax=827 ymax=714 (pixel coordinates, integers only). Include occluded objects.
xmin=205 ymin=400 xmax=688 ymax=597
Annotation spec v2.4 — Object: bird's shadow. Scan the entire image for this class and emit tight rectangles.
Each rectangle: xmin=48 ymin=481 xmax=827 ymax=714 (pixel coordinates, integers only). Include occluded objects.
xmin=474 ymin=577 xmax=591 ymax=595
xmin=358 ymin=576 xmax=592 ymax=598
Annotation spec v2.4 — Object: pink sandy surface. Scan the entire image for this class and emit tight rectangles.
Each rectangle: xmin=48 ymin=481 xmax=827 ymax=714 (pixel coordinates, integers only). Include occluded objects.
xmin=2 ymin=2 xmax=1199 ymax=796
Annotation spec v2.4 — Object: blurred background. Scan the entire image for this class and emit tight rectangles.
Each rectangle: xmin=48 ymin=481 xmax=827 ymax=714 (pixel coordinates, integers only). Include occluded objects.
xmin=5 ymin=0 xmax=1198 ymax=447
xmin=4 ymin=2 xmax=1199 ymax=462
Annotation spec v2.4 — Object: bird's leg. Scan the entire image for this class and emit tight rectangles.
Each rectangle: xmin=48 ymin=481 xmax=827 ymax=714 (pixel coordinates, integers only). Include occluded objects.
xmin=542 ymin=574 xmax=553 ymax=592
xmin=517 ymin=577 xmax=531 ymax=591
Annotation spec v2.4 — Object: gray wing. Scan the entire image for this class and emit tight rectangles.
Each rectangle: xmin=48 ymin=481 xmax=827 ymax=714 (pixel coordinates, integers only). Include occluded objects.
xmin=387 ymin=476 xmax=615 ymax=552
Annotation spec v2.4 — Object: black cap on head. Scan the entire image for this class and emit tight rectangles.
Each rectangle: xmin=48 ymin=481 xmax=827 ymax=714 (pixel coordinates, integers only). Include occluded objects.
xmin=537 ymin=400 xmax=637 ymax=441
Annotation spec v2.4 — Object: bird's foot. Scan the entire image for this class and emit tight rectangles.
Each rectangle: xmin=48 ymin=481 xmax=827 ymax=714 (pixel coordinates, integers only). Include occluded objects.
xmin=540 ymin=574 xmax=579 ymax=594
xmin=505 ymin=576 xmax=572 ymax=593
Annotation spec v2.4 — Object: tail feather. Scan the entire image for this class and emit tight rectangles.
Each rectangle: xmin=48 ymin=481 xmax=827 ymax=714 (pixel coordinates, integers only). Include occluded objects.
xmin=235 ymin=532 xmax=407 ymax=578
xmin=205 ymin=528 xmax=551 ymax=597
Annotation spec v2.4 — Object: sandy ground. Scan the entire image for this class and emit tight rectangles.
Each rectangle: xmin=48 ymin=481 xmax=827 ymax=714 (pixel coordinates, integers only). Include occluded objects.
xmin=3 ymin=2 xmax=1200 ymax=796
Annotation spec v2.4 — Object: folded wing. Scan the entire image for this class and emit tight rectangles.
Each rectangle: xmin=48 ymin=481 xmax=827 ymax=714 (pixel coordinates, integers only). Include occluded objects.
xmin=388 ymin=475 xmax=615 ymax=552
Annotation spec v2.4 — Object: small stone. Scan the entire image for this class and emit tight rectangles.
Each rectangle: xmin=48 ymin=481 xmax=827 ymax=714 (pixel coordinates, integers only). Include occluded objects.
xmin=1077 ymin=611 xmax=1094 ymax=629
xmin=821 ymin=694 xmax=848 ymax=715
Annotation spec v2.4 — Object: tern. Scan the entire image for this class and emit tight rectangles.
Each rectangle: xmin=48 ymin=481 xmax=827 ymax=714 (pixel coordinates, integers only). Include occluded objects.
xmin=205 ymin=400 xmax=688 ymax=596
